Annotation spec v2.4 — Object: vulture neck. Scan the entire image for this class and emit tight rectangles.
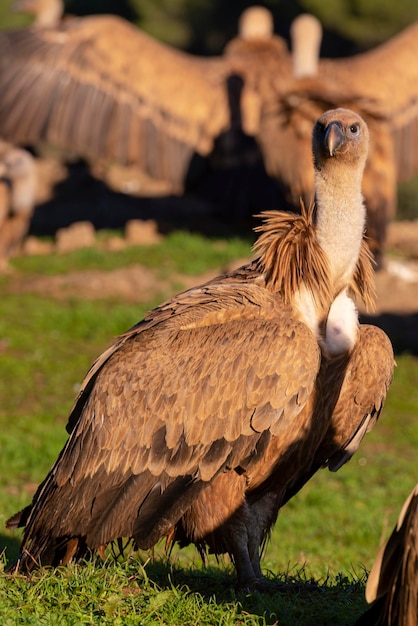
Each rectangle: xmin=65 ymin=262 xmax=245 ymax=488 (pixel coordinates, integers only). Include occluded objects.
xmin=314 ymin=161 xmax=366 ymax=291
xmin=290 ymin=14 xmax=322 ymax=78
xmin=33 ymin=0 xmax=63 ymax=27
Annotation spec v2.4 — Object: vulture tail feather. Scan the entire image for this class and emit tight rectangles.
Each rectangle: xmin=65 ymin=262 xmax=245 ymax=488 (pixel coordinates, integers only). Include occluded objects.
xmin=133 ymin=475 xmax=207 ymax=549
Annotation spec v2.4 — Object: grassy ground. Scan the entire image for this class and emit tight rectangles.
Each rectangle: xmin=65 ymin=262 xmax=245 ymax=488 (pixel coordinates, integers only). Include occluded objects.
xmin=0 ymin=231 xmax=417 ymax=625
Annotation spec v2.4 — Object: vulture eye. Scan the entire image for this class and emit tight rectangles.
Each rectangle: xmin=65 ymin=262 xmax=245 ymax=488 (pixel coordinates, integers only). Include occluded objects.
xmin=349 ymin=123 xmax=360 ymax=136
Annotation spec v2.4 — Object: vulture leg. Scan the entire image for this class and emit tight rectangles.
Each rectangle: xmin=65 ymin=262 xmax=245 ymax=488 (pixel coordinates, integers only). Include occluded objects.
xmin=227 ymin=515 xmax=263 ymax=590
xmin=173 ymin=472 xmax=263 ymax=588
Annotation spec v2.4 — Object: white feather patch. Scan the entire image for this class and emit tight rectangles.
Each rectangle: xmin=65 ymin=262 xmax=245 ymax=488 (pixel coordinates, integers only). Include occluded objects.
xmin=324 ymin=290 xmax=358 ymax=355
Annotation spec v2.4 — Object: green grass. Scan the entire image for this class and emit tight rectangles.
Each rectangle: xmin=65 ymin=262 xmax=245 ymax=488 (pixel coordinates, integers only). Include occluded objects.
xmin=0 ymin=232 xmax=417 ymax=625
xmin=11 ymin=230 xmax=254 ymax=277
xmin=398 ymin=174 xmax=418 ymax=220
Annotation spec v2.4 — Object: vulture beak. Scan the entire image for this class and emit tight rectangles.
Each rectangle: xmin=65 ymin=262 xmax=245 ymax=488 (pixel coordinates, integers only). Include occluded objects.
xmin=325 ymin=122 xmax=345 ymax=156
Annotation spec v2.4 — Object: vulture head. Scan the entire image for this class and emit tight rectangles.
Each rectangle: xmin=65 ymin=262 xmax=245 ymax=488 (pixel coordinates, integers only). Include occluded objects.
xmin=312 ymin=107 xmax=369 ymax=173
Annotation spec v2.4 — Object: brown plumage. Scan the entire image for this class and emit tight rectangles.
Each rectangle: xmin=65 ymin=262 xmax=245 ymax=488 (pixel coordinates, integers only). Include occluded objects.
xmin=0 ymin=4 xmax=290 ymax=192
xmin=258 ymin=15 xmax=418 ymax=265
xmin=6 ymin=109 xmax=394 ymax=590
xmin=0 ymin=144 xmax=37 ymax=268
xmin=355 ymin=484 xmax=418 ymax=626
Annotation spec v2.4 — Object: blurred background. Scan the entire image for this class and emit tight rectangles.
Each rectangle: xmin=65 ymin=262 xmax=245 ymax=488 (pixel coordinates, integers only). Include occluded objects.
xmin=3 ymin=0 xmax=418 ymax=54
xmin=0 ymin=0 xmax=417 ymax=240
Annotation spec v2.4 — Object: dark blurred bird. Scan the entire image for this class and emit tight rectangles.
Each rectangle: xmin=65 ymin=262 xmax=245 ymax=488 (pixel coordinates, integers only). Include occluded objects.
xmin=0 ymin=144 xmax=37 ymax=268
xmin=258 ymin=14 xmax=418 ymax=265
xmin=355 ymin=483 xmax=418 ymax=626
xmin=6 ymin=108 xmax=394 ymax=589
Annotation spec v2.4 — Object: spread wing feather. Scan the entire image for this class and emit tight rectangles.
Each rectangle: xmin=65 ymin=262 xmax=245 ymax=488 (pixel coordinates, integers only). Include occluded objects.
xmin=0 ymin=15 xmax=231 ymax=184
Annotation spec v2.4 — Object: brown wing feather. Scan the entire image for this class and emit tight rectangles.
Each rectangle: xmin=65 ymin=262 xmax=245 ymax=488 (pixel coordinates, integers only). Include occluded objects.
xmin=320 ymin=23 xmax=418 ymax=123
xmin=251 ymin=324 xmax=394 ymax=511
xmin=11 ymin=279 xmax=320 ymax=567
xmin=169 ymin=320 xmax=394 ymax=564
xmin=362 ymin=483 xmax=418 ymax=626
xmin=322 ymin=324 xmax=394 ymax=471
xmin=0 ymin=16 xmax=231 ymax=185
xmin=0 ymin=12 xmax=296 ymax=189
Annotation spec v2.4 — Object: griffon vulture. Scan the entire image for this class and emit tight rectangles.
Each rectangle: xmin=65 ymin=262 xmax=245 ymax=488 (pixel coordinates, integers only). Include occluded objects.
xmin=6 ymin=109 xmax=394 ymax=590
xmin=258 ymin=14 xmax=418 ymax=265
xmin=355 ymin=483 xmax=418 ymax=626
xmin=0 ymin=144 xmax=37 ymax=267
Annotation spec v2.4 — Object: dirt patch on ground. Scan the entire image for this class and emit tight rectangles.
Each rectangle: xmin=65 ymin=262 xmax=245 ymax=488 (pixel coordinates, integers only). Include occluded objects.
xmin=8 ymin=231 xmax=418 ymax=356
xmin=7 ymin=260 xmax=227 ymax=304
xmin=9 ymin=265 xmax=168 ymax=303
xmin=10 ymin=220 xmax=418 ymax=312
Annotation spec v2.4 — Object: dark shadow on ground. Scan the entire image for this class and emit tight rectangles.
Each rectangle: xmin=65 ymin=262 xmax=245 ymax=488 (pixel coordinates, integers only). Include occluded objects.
xmin=0 ymin=532 xmax=21 ymax=563
xmin=360 ymin=312 xmax=418 ymax=356
xmin=129 ymin=557 xmax=367 ymax=626
xmin=28 ymin=152 xmax=282 ymax=241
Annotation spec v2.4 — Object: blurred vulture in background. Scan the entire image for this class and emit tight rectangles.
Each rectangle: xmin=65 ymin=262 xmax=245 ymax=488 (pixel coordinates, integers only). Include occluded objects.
xmin=355 ymin=483 xmax=418 ymax=626
xmin=262 ymin=12 xmax=418 ymax=265
xmin=0 ymin=143 xmax=37 ymax=268
xmin=0 ymin=2 xmax=291 ymax=192
xmin=1 ymin=3 xmax=418 ymax=262
xmin=6 ymin=108 xmax=394 ymax=590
